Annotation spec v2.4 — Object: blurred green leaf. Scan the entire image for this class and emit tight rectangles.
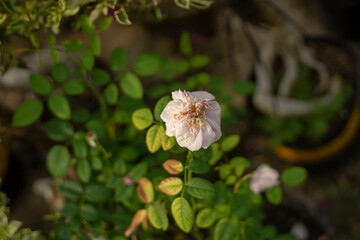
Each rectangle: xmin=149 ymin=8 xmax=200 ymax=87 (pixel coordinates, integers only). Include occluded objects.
xmin=46 ymin=145 xmax=70 ymax=178
xmin=281 ymin=167 xmax=307 ymax=185
xmin=79 ymin=14 xmax=95 ymax=34
xmin=233 ymin=80 xmax=256 ymax=96
xmin=82 ymin=49 xmax=94 ymax=70
xmin=104 ymin=83 xmax=119 ymax=105
xmin=72 ymin=132 xmax=88 ymax=159
xmin=89 ymin=34 xmax=101 ymax=56
xmin=189 ymin=159 xmax=209 ymax=174
xmin=63 ymin=80 xmax=84 ymax=96
xmin=196 ymin=208 xmax=216 ymax=228
xmin=48 ymin=93 xmax=71 ymax=120
xmin=12 ymin=99 xmax=43 ymax=127
xmin=85 ymin=184 xmax=111 ymax=202
xmin=52 ymin=62 xmax=68 ymax=83
xmin=214 ymin=218 xmax=238 ymax=240
xmin=80 ymin=204 xmax=99 ymax=222
xmin=179 ymin=31 xmax=192 ymax=55
xmin=265 ymin=185 xmax=282 ymax=205
xmin=63 ymin=39 xmax=84 ymax=52
xmin=61 ymin=203 xmax=78 ymax=217
xmin=119 ymin=72 xmax=143 ymax=99
xmin=134 ymin=53 xmax=164 ymax=76
xmin=190 ymin=55 xmax=210 ymax=69
xmin=30 ymin=74 xmax=52 ymax=95
xmin=221 ymin=135 xmax=240 ymax=152
xmin=91 ymin=68 xmax=110 ymax=86
xmin=45 ymin=119 xmax=74 ymax=141
xmin=72 ymin=108 xmax=91 ymax=123
xmin=59 ymin=180 xmax=83 ymax=200
xmin=77 ymin=159 xmax=91 ymax=183
xmin=111 ymin=47 xmax=128 ymax=72
xmin=98 ymin=16 xmax=113 ymax=30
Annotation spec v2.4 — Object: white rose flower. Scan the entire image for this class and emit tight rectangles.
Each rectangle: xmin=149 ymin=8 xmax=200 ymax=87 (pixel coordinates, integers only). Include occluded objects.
xmin=250 ymin=164 xmax=279 ymax=194
xmin=160 ymin=90 xmax=221 ymax=151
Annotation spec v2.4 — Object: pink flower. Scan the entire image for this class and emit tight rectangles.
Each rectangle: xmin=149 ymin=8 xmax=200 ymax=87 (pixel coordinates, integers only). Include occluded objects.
xmin=124 ymin=174 xmax=135 ymax=186
xmin=160 ymin=90 xmax=221 ymax=151
xmin=250 ymin=164 xmax=279 ymax=194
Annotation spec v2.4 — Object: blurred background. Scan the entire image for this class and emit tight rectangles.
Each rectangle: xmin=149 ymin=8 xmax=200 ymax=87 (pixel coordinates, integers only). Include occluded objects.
xmin=1 ymin=0 xmax=360 ymax=239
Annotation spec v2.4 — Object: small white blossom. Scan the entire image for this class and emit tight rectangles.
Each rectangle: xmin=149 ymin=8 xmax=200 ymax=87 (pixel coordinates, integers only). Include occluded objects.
xmin=250 ymin=164 xmax=279 ymax=194
xmin=86 ymin=131 xmax=97 ymax=147
xmin=160 ymin=90 xmax=221 ymax=151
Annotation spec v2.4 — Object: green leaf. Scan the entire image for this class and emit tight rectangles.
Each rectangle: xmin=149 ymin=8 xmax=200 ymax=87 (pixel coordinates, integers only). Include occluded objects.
xmin=146 ymin=125 xmax=165 ymax=153
xmin=85 ymin=184 xmax=111 ymax=202
xmin=130 ymin=162 xmax=148 ymax=181
xmin=266 ymin=185 xmax=282 ymax=205
xmin=113 ymin=158 xmax=126 ymax=175
xmin=72 ymin=109 xmax=90 ymax=123
xmin=58 ymin=180 xmax=83 ymax=200
xmin=77 ymin=159 xmax=91 ymax=183
xmin=262 ymin=225 xmax=277 ymax=239
xmin=147 ymin=202 xmax=169 ymax=230
xmin=63 ymin=80 xmax=84 ymax=96
xmin=171 ymin=197 xmax=193 ymax=233
xmin=91 ymin=68 xmax=110 ymax=86
xmin=162 ymin=135 xmax=176 ymax=151
xmin=79 ymin=14 xmax=95 ymax=34
xmin=82 ymin=49 xmax=94 ymax=70
xmin=186 ymin=177 xmax=215 ymax=199
xmin=179 ymin=31 xmax=192 ymax=54
xmin=90 ymin=34 xmax=101 ymax=56
xmin=12 ymin=99 xmax=43 ymax=127
xmin=281 ymin=166 xmax=307 ymax=185
xmin=98 ymin=16 xmax=113 ymax=30
xmin=63 ymin=39 xmax=84 ymax=52
xmin=119 ymin=72 xmax=143 ymax=99
xmin=221 ymin=135 xmax=240 ymax=152
xmin=72 ymin=132 xmax=88 ymax=158
xmin=154 ymin=95 xmax=171 ymax=121
xmin=48 ymin=34 xmax=56 ymax=46
xmin=190 ymin=55 xmax=210 ymax=69
xmin=219 ymin=164 xmax=231 ymax=179
xmin=132 ymin=108 xmax=153 ymax=130
xmin=230 ymin=191 xmax=252 ymax=218
xmin=45 ymin=119 xmax=74 ymax=141
xmin=189 ymin=159 xmax=209 ymax=174
xmin=61 ymin=203 xmax=78 ymax=217
xmin=196 ymin=208 xmax=216 ymax=228
xmin=80 ymin=204 xmax=99 ymax=222
xmin=233 ymin=80 xmax=256 ymax=96
xmin=273 ymin=234 xmax=297 ymax=240
xmin=30 ymin=74 xmax=52 ymax=95
xmin=46 ymin=145 xmax=70 ymax=178
xmin=158 ymin=177 xmax=183 ymax=196
xmin=104 ymin=83 xmax=118 ymax=105
xmin=51 ymin=49 xmax=60 ymax=63
xmin=52 ymin=62 xmax=68 ymax=83
xmin=111 ymin=47 xmax=128 ymax=72
xmin=91 ymin=157 xmax=103 ymax=171
xmin=114 ymin=7 xmax=131 ymax=25
xmin=134 ymin=53 xmax=164 ymax=76
xmin=230 ymin=157 xmax=250 ymax=176
xmin=48 ymin=93 xmax=71 ymax=120
xmin=214 ymin=218 xmax=238 ymax=240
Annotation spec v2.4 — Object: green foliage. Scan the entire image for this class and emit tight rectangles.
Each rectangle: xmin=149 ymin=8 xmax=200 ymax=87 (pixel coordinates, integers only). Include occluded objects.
xmin=30 ymin=74 xmax=52 ymax=95
xmin=9 ymin=26 xmax=306 ymax=240
xmin=281 ymin=167 xmax=307 ymax=185
xmin=12 ymin=99 xmax=43 ymax=127
xmin=46 ymin=145 xmax=70 ymax=178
